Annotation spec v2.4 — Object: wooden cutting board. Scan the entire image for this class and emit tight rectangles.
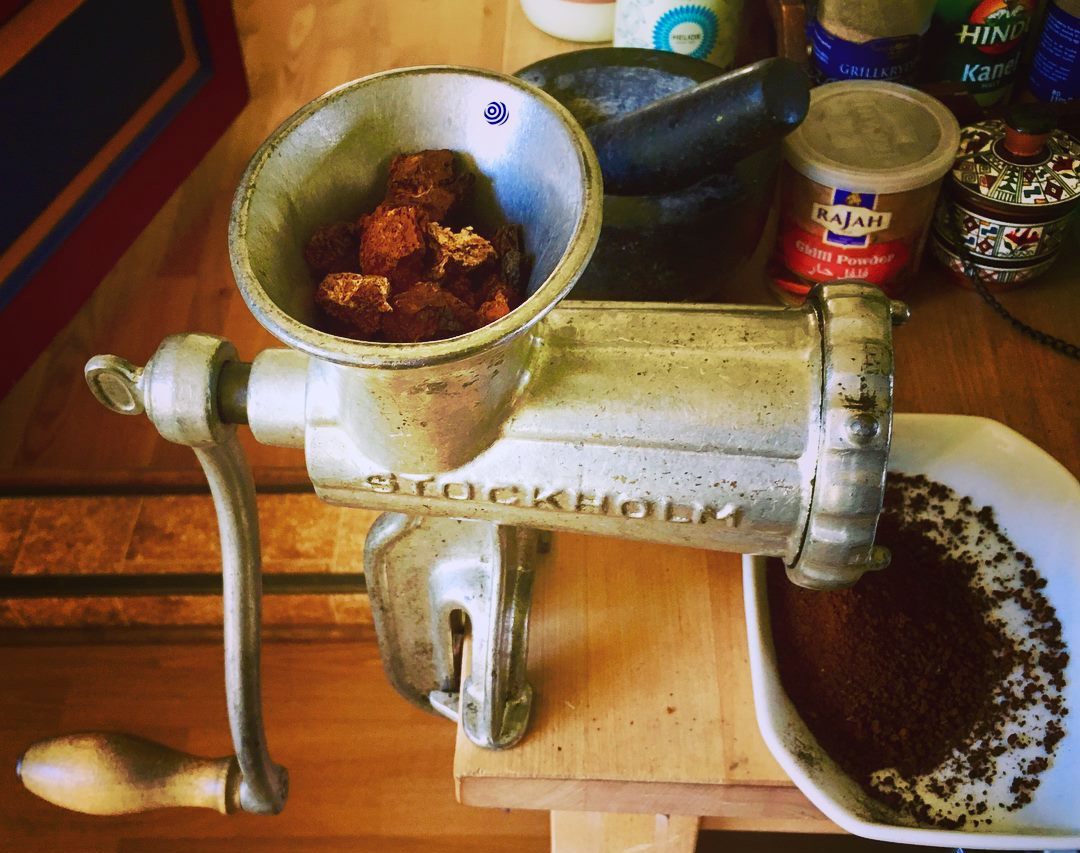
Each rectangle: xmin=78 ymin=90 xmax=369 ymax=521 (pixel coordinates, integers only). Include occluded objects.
xmin=454 ymin=532 xmax=836 ymax=832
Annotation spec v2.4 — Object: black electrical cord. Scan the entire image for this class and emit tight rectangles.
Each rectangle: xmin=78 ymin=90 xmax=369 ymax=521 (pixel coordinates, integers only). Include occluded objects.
xmin=957 ymin=248 xmax=1080 ymax=361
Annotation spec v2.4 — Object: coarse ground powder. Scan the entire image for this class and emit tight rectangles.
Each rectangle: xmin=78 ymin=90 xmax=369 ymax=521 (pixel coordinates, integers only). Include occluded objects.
xmin=768 ymin=472 xmax=1069 ymax=829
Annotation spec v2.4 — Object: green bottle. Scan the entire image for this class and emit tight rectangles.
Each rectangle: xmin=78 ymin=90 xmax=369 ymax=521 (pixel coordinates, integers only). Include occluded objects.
xmin=925 ymin=0 xmax=1039 ymax=104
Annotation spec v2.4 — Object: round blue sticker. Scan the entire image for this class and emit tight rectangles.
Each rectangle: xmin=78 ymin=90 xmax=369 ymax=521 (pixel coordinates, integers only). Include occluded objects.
xmin=652 ymin=5 xmax=719 ymax=61
xmin=484 ymin=101 xmax=509 ymax=126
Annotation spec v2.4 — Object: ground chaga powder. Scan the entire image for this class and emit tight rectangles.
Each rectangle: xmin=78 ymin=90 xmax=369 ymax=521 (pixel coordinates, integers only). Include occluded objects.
xmin=768 ymin=473 xmax=1069 ymax=829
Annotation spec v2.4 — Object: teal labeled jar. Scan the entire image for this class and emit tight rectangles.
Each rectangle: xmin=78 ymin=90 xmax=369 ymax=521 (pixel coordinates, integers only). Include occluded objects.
xmin=923 ymin=0 xmax=1039 ymax=105
xmin=613 ymin=0 xmax=745 ymax=69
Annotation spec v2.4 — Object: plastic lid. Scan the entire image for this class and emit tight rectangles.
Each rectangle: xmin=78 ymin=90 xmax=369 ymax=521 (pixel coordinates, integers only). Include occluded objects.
xmin=783 ymin=81 xmax=960 ymax=195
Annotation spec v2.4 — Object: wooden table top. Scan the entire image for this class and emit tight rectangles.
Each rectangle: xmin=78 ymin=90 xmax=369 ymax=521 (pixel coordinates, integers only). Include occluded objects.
xmin=0 ymin=0 xmax=1076 ymax=835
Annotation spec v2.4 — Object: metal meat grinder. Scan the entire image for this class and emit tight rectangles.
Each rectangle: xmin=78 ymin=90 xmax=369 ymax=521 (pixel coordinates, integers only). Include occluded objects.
xmin=17 ymin=66 xmax=903 ymax=817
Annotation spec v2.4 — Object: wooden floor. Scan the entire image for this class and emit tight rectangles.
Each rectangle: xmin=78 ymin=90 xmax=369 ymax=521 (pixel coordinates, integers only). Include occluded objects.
xmin=0 ymin=635 xmax=551 ymax=853
xmin=0 ymin=636 xmax=923 ymax=853
xmin=0 ymin=492 xmax=378 ymax=628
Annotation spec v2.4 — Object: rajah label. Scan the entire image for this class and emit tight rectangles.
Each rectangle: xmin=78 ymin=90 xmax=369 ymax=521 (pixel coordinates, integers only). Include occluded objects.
xmin=811 ymin=201 xmax=893 ymax=241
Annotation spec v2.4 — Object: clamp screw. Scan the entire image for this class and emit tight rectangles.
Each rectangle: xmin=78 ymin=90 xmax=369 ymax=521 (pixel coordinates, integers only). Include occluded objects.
xmin=889 ymin=300 xmax=911 ymax=326
xmin=866 ymin=545 xmax=891 ymax=572
xmin=847 ymin=412 xmax=880 ymax=445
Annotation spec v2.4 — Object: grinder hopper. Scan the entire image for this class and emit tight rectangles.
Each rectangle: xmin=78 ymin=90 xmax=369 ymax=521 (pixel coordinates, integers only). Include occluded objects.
xmin=17 ymin=66 xmax=903 ymax=818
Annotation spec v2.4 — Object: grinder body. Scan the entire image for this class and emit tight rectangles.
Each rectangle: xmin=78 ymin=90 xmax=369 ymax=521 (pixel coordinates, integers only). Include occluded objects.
xmin=248 ymin=290 xmax=894 ymax=588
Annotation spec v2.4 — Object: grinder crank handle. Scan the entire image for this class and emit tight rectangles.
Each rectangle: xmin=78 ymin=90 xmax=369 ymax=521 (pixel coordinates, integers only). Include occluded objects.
xmin=17 ymin=734 xmax=241 ymax=815
xmin=586 ymin=56 xmax=810 ymax=196
xmin=17 ymin=335 xmax=287 ymax=816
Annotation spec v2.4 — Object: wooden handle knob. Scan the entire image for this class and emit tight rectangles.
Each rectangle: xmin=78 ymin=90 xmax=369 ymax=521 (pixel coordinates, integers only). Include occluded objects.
xmin=17 ymin=733 xmax=241 ymax=815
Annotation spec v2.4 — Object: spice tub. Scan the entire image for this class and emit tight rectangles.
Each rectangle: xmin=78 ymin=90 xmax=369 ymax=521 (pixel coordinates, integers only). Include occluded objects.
xmin=770 ymin=82 xmax=959 ymax=304
xmin=743 ymin=413 xmax=1080 ymax=848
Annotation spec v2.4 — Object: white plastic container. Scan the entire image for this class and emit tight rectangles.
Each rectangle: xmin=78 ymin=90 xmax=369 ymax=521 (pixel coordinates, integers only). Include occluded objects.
xmin=520 ymin=0 xmax=616 ymax=42
xmin=613 ymin=0 xmax=744 ymax=69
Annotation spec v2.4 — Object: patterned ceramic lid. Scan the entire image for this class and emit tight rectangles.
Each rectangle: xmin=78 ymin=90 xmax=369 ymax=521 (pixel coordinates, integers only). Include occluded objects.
xmin=949 ymin=120 xmax=1080 ymax=210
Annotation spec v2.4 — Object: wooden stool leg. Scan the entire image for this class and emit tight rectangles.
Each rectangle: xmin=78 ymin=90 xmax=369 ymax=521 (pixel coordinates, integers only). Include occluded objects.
xmin=550 ymin=811 xmax=700 ymax=853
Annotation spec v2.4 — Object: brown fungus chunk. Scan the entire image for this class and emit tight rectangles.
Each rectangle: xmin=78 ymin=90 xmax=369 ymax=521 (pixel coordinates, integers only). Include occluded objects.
xmin=304 ymin=222 xmax=359 ymax=278
xmin=315 ymin=273 xmax=392 ymax=336
xmin=427 ymin=222 xmax=496 ymax=279
xmin=384 ymin=149 xmax=474 ymax=220
xmin=381 ymin=282 xmax=478 ymax=343
xmin=359 ymin=205 xmax=430 ymax=291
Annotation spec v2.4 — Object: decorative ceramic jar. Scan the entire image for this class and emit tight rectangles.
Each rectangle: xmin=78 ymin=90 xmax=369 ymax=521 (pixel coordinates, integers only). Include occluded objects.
xmin=931 ymin=108 xmax=1080 ymax=289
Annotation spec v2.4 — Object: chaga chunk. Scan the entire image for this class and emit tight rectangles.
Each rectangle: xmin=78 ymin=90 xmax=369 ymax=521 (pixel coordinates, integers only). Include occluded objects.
xmin=315 ymin=273 xmax=392 ymax=336
xmin=382 ymin=282 xmax=478 ymax=343
xmin=309 ymin=150 xmax=527 ymax=342
xmin=439 ymin=272 xmax=483 ymax=309
xmin=491 ymin=224 xmax=521 ymax=257
xmin=477 ymin=289 xmax=512 ymax=325
xmin=359 ymin=205 xmax=429 ymax=290
xmin=476 ymin=273 xmax=520 ymax=325
xmin=388 ymin=149 xmax=459 ymax=188
xmin=304 ymin=222 xmax=359 ymax=278
xmin=427 ymin=222 xmax=496 ymax=279
xmin=491 ymin=223 xmax=527 ymax=290
xmin=385 ymin=184 xmax=462 ymax=222
xmin=384 ymin=149 xmax=474 ymax=220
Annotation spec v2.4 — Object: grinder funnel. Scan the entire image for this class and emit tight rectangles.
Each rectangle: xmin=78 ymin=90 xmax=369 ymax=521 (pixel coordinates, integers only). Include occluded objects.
xmin=230 ymin=66 xmax=602 ymax=369
xmin=229 ymin=67 xmax=603 ymax=471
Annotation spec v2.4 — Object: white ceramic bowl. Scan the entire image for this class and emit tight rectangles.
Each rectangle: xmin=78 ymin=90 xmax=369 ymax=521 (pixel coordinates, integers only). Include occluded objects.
xmin=744 ymin=413 xmax=1080 ymax=849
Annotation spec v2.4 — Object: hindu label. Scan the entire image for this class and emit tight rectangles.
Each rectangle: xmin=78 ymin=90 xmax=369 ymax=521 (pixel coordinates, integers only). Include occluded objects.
xmin=929 ymin=0 xmax=1037 ymax=104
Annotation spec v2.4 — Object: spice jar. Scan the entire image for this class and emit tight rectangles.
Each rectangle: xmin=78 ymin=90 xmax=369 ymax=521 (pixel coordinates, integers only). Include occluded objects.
xmin=808 ymin=0 xmax=936 ymax=85
xmin=613 ymin=0 xmax=744 ymax=69
xmin=769 ymin=81 xmax=960 ymax=304
xmin=931 ymin=107 xmax=1080 ymax=289
xmin=923 ymin=0 xmax=1039 ymax=106
xmin=519 ymin=0 xmax=616 ymax=42
xmin=1027 ymin=0 xmax=1080 ymax=104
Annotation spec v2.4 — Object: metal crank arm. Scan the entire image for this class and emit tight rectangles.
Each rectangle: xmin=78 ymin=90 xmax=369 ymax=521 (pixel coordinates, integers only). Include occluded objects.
xmin=17 ymin=335 xmax=287 ymax=816
xmin=365 ymin=514 xmax=539 ymax=749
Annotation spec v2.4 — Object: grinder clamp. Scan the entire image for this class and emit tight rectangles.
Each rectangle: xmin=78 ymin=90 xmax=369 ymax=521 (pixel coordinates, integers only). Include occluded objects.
xmin=16 ymin=65 xmax=904 ymax=816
